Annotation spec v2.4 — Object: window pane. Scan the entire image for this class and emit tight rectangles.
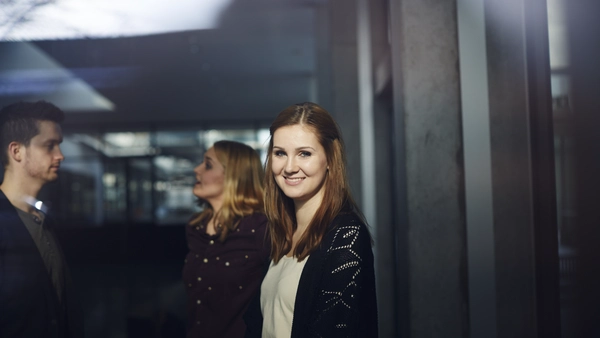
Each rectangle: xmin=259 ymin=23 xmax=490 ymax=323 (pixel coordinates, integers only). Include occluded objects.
xmin=128 ymin=159 xmax=153 ymax=224
xmin=103 ymin=160 xmax=127 ymax=223
xmin=154 ymin=155 xmax=199 ymax=225
xmin=57 ymin=127 xmax=267 ymax=226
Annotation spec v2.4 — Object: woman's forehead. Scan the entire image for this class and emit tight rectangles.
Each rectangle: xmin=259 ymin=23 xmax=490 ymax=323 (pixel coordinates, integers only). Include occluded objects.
xmin=273 ymin=125 xmax=319 ymax=143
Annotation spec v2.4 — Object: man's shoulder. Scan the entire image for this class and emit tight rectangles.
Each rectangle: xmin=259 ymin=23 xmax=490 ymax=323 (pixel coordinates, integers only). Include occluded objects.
xmin=0 ymin=189 xmax=17 ymax=212
xmin=0 ymin=191 xmax=27 ymax=246
xmin=0 ymin=190 xmax=18 ymax=221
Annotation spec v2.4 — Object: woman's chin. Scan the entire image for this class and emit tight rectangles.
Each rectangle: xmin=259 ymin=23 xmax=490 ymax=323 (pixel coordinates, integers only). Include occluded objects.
xmin=192 ymin=187 xmax=203 ymax=199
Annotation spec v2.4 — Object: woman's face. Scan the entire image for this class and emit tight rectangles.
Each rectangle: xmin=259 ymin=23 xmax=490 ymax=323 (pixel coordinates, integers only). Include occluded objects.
xmin=271 ymin=124 xmax=328 ymax=206
xmin=193 ymin=146 xmax=225 ymax=206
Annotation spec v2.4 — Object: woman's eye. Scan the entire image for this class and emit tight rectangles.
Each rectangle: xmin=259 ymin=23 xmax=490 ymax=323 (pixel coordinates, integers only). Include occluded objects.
xmin=299 ymin=151 xmax=311 ymax=157
xmin=274 ymin=150 xmax=285 ymax=157
xmin=205 ymin=162 xmax=212 ymax=170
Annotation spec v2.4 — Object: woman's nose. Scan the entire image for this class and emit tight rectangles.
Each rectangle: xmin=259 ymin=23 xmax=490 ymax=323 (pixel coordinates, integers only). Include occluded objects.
xmin=284 ymin=157 xmax=298 ymax=173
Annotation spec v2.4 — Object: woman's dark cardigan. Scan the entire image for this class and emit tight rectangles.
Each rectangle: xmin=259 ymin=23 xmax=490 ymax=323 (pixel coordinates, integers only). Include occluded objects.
xmin=245 ymin=212 xmax=379 ymax=338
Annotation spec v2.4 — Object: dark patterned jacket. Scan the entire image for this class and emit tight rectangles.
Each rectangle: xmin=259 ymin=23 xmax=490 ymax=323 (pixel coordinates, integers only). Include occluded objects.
xmin=245 ymin=212 xmax=379 ymax=338
xmin=183 ymin=212 xmax=270 ymax=338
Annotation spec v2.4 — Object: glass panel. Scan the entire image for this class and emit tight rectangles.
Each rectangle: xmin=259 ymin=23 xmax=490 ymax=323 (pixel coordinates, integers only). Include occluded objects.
xmin=548 ymin=0 xmax=576 ymax=336
xmin=63 ymin=159 xmax=102 ymax=225
xmin=201 ymin=129 xmax=257 ymax=147
xmin=58 ymin=127 xmax=268 ymax=226
xmin=156 ymin=130 xmax=202 ymax=148
xmin=39 ymin=160 xmax=101 ymax=227
xmin=201 ymin=128 xmax=271 ymax=161
xmin=128 ymin=159 xmax=153 ymax=224
xmin=103 ymin=160 xmax=127 ymax=223
xmin=551 ymin=73 xmax=570 ymax=116
xmin=155 ymin=130 xmax=205 ymax=166
xmin=154 ymin=155 xmax=199 ymax=225
xmin=104 ymin=132 xmax=155 ymax=157
xmin=257 ymin=128 xmax=271 ymax=162
xmin=41 ymin=136 xmax=105 ymax=226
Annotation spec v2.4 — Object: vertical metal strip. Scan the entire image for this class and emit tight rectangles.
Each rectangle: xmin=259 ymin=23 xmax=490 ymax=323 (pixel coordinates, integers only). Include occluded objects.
xmin=357 ymin=0 xmax=377 ymax=228
xmin=457 ymin=0 xmax=498 ymax=336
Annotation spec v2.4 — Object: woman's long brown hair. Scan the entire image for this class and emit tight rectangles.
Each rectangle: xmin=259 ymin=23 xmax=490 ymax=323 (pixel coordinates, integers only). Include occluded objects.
xmin=190 ymin=140 xmax=264 ymax=242
xmin=265 ymin=102 xmax=362 ymax=263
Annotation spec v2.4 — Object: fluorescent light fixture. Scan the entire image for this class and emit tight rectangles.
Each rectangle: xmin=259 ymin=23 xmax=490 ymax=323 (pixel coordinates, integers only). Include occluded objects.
xmin=0 ymin=0 xmax=233 ymax=41
xmin=0 ymin=42 xmax=116 ymax=111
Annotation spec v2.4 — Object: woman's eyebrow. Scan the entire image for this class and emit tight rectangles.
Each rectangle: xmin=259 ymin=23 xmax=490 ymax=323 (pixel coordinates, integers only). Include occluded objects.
xmin=272 ymin=146 xmax=316 ymax=151
xmin=295 ymin=146 xmax=316 ymax=151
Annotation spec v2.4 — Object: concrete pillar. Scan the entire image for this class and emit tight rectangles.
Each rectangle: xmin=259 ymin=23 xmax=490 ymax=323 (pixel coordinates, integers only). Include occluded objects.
xmin=389 ymin=0 xmax=468 ymax=337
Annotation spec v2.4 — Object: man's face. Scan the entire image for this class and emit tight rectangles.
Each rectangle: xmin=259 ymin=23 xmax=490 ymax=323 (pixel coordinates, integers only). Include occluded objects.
xmin=22 ymin=120 xmax=64 ymax=185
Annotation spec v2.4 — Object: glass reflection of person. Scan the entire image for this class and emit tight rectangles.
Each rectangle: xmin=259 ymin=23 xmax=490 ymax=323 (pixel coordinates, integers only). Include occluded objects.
xmin=0 ymin=101 xmax=83 ymax=337
xmin=182 ymin=140 xmax=269 ymax=338
xmin=246 ymin=102 xmax=378 ymax=338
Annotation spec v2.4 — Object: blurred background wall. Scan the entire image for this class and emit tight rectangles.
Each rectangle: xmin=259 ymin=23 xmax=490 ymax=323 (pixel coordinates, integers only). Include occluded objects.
xmin=1 ymin=0 xmax=598 ymax=337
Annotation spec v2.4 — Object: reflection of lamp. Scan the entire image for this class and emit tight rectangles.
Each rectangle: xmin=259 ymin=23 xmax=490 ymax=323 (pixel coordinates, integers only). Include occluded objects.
xmin=1 ymin=0 xmax=234 ymax=41
xmin=103 ymin=173 xmax=117 ymax=187
xmin=0 ymin=42 xmax=115 ymax=112
xmin=69 ymin=133 xmax=159 ymax=157
xmin=23 ymin=195 xmax=50 ymax=214
xmin=104 ymin=132 xmax=149 ymax=148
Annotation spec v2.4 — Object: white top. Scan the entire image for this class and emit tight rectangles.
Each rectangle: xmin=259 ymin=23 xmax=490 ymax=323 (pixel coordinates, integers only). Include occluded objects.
xmin=260 ymin=255 xmax=309 ymax=338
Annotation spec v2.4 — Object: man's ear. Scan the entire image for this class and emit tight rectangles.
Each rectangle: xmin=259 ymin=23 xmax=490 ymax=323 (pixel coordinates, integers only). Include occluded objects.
xmin=7 ymin=142 xmax=23 ymax=163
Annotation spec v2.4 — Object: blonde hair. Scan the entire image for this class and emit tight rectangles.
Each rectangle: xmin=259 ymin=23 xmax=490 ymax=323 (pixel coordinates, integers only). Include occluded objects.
xmin=190 ymin=140 xmax=264 ymax=242
xmin=265 ymin=102 xmax=362 ymax=263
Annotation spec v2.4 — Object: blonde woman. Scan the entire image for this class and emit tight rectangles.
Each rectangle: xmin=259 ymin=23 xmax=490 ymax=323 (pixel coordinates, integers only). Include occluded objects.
xmin=182 ymin=140 xmax=269 ymax=338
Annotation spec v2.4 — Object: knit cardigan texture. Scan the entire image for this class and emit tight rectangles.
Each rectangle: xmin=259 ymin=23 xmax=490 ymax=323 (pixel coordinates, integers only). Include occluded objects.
xmin=245 ymin=211 xmax=378 ymax=338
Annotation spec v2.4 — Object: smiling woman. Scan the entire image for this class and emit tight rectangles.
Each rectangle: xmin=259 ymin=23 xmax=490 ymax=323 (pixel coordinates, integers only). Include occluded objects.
xmin=271 ymin=124 xmax=329 ymax=206
xmin=245 ymin=102 xmax=378 ymax=338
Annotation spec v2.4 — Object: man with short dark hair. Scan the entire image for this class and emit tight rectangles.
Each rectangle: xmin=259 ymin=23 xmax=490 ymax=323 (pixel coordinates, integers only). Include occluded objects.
xmin=0 ymin=101 xmax=83 ymax=337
